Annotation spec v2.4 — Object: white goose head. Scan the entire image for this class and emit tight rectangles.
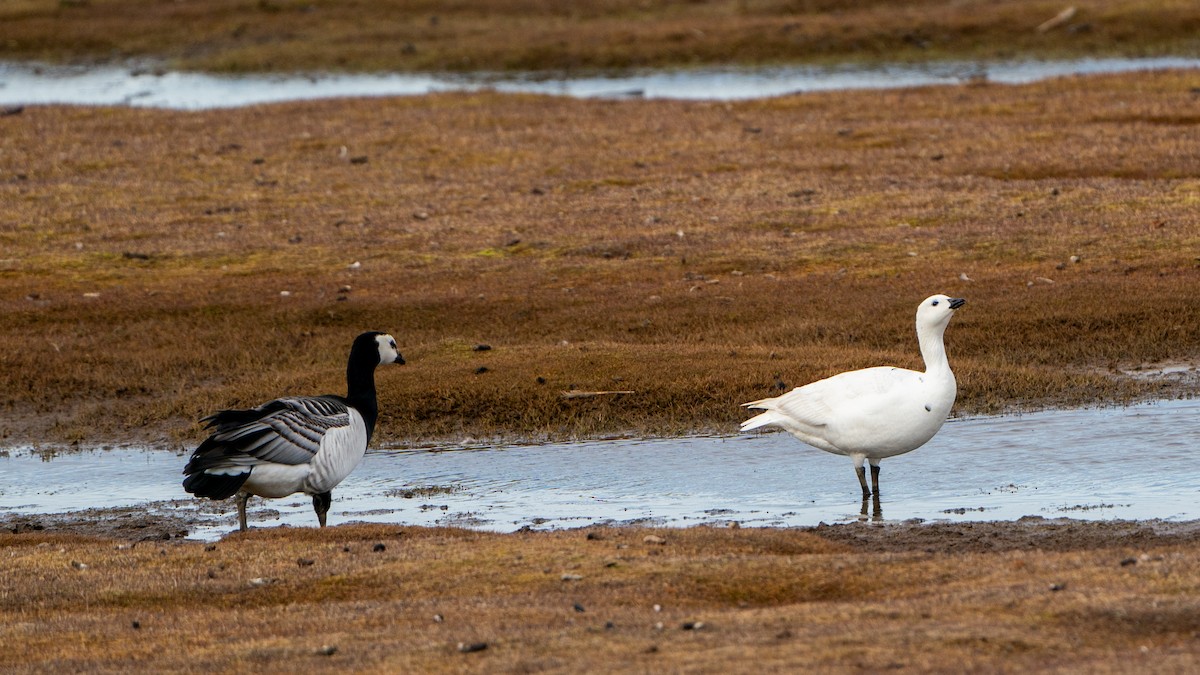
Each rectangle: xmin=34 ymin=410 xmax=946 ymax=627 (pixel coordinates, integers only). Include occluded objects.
xmin=916 ymin=294 xmax=966 ymax=334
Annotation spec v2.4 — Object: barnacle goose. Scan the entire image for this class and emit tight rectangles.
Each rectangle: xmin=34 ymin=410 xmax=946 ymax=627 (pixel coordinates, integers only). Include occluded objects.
xmin=183 ymin=331 xmax=404 ymax=531
xmin=741 ymin=295 xmax=965 ymax=498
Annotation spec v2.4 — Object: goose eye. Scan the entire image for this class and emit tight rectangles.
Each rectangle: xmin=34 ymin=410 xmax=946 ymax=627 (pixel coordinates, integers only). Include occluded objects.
xmin=931 ymin=299 xmax=939 ymax=306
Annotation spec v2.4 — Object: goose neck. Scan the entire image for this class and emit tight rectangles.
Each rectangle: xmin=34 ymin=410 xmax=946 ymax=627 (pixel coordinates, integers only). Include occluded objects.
xmin=917 ymin=325 xmax=952 ymax=377
xmin=346 ymin=350 xmax=380 ymax=438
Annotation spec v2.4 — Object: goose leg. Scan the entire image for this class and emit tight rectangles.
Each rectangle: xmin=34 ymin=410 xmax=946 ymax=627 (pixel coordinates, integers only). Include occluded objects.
xmin=869 ymin=461 xmax=881 ymax=497
xmin=853 ymin=457 xmax=870 ymax=497
xmin=313 ymin=491 xmax=333 ymax=528
xmin=236 ymin=492 xmax=250 ymax=532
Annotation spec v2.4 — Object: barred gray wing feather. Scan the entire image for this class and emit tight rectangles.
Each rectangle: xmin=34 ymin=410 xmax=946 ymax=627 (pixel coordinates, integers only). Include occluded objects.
xmin=196 ymin=396 xmax=351 ymax=468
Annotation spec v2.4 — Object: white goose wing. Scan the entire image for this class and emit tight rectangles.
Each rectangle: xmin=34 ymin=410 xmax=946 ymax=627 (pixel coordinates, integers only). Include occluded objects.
xmin=200 ymin=396 xmax=352 ymax=467
xmin=748 ymin=366 xmax=917 ymax=428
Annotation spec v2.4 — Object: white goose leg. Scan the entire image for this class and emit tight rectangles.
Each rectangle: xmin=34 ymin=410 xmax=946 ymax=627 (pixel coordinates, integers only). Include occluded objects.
xmin=853 ymin=456 xmax=870 ymax=497
xmin=236 ymin=492 xmax=250 ymax=532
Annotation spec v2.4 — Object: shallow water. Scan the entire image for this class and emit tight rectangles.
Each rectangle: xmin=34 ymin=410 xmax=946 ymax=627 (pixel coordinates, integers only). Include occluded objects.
xmin=2 ymin=57 xmax=1199 ymax=109
xmin=1 ymin=399 xmax=1196 ymax=540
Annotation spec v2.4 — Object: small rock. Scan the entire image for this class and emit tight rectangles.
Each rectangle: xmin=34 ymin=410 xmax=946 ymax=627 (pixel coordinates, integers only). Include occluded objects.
xmin=297 ymin=558 xmax=315 ymax=567
xmin=473 ymin=344 xmax=492 ymax=351
xmin=645 ymin=645 xmax=659 ymax=653
xmin=338 ymin=285 xmax=352 ymax=293
xmin=131 ymin=620 xmax=141 ymax=630
xmin=573 ymin=603 xmax=586 ymax=613
xmin=682 ymin=621 xmax=705 ymax=630
xmin=316 ymin=645 xmax=338 ymax=656
xmin=604 ymin=621 xmax=615 ymax=630
xmin=279 ymin=290 xmax=291 ymax=297
xmin=248 ymin=577 xmax=273 ymax=587
xmin=1049 ymin=583 xmax=1066 ymax=592
xmin=349 ymin=156 xmax=368 ymax=164
xmin=1120 ymin=557 xmax=1138 ymax=567
xmin=372 ymin=543 xmax=387 ymax=553
xmin=457 ymin=642 xmax=488 ymax=653
xmin=433 ymin=614 xmax=444 ymax=623
xmin=70 ymin=560 xmax=88 ymax=570
xmin=530 ymin=187 xmax=546 ymax=195
xmin=1070 ymin=255 xmax=1081 ymax=264
xmin=348 ymin=261 xmax=362 ymax=270
xmin=654 ymin=622 xmax=664 ymax=631
xmin=412 ymin=211 xmax=430 ymax=220
xmin=959 ymin=272 xmax=974 ymax=282
xmin=474 ymin=366 xmax=489 ymax=374
xmin=204 ymin=544 xmax=217 ymax=552
xmin=653 ymin=604 xmax=662 ymax=613
xmin=561 ymin=573 xmax=583 ymax=581
xmin=643 ymin=535 xmax=666 ymax=545
xmin=585 ymin=531 xmax=602 ymax=541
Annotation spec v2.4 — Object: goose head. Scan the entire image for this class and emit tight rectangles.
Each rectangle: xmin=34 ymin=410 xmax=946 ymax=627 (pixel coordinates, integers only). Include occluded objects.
xmin=915 ymin=294 xmax=966 ymax=334
xmin=354 ymin=331 xmax=406 ymax=366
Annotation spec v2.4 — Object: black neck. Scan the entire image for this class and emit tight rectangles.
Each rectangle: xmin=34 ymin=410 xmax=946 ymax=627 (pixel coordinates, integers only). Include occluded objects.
xmin=346 ymin=347 xmax=380 ymax=441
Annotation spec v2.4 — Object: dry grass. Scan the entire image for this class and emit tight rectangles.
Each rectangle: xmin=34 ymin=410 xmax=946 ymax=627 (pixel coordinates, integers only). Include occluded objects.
xmin=1 ymin=0 xmax=1198 ymax=72
xmin=2 ymin=70 xmax=1200 ymax=446
xmin=1 ymin=524 xmax=1197 ymax=673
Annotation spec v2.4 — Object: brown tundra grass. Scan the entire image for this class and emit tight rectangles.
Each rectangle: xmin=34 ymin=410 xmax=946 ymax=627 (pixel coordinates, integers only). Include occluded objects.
xmin=2 ymin=70 xmax=1200 ymax=446
xmin=1 ymin=524 xmax=1197 ymax=673
xmin=2 ymin=0 xmax=1199 ymax=72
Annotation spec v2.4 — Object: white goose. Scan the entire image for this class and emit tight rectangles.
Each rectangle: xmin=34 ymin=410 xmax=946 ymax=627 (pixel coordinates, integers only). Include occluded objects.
xmin=741 ymin=295 xmax=965 ymax=497
xmin=183 ymin=331 xmax=404 ymax=531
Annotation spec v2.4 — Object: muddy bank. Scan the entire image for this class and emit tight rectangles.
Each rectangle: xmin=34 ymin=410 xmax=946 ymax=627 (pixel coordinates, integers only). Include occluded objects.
xmin=4 ymin=506 xmax=1197 ymax=556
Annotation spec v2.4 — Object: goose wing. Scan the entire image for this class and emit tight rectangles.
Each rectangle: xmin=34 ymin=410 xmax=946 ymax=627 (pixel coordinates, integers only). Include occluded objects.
xmin=745 ymin=367 xmax=916 ymax=429
xmin=185 ymin=396 xmax=351 ymax=473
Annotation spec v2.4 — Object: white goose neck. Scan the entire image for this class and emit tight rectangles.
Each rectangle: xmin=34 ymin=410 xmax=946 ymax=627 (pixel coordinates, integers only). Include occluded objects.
xmin=917 ymin=322 xmax=953 ymax=378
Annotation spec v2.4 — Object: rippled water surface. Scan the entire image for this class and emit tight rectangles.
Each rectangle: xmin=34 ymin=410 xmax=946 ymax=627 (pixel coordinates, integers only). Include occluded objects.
xmin=1 ymin=400 xmax=1196 ymax=540
xmin=2 ymin=57 xmax=1199 ymax=108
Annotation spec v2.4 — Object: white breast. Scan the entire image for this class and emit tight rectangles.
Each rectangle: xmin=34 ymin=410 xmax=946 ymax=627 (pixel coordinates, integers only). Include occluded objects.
xmin=302 ymin=407 xmax=368 ymax=494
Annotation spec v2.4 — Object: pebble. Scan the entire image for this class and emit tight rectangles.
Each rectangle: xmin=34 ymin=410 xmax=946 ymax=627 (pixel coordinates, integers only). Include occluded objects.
xmin=643 ymin=535 xmax=666 ymax=545
xmin=473 ymin=344 xmax=492 ymax=351
xmin=70 ymin=560 xmax=88 ymax=570
xmin=682 ymin=621 xmax=705 ymax=631
xmin=433 ymin=614 xmax=444 ymax=623
xmin=573 ymin=603 xmax=586 ymax=613
xmin=561 ymin=573 xmax=583 ymax=581
xmin=1119 ymin=557 xmax=1138 ymax=567
xmin=372 ymin=543 xmax=387 ymax=553
xmin=1049 ymin=583 xmax=1066 ymax=592
xmin=297 ymin=558 xmax=315 ymax=567
xmin=131 ymin=620 xmax=141 ymax=630
xmin=316 ymin=645 xmax=338 ymax=656
xmin=457 ymin=642 xmax=488 ymax=653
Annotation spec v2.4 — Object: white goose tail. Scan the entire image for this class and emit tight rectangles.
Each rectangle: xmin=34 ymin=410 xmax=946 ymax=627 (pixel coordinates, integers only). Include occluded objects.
xmin=739 ymin=398 xmax=791 ymax=433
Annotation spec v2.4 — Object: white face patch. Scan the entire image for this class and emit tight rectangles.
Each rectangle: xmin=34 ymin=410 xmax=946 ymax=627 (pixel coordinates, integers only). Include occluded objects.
xmin=375 ymin=333 xmax=401 ymax=365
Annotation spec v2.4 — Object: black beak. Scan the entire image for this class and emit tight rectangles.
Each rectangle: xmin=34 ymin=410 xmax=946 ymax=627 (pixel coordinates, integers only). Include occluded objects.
xmin=949 ymin=298 xmax=966 ymax=310
xmin=395 ymin=353 xmax=406 ymax=365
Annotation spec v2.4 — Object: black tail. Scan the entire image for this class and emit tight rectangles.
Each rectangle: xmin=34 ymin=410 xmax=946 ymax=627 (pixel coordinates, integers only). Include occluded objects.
xmin=182 ymin=470 xmax=249 ymax=500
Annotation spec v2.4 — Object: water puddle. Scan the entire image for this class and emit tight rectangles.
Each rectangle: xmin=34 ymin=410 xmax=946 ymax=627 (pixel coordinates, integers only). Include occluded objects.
xmin=2 ymin=57 xmax=1198 ymax=109
xmin=1 ymin=399 xmax=1196 ymax=540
